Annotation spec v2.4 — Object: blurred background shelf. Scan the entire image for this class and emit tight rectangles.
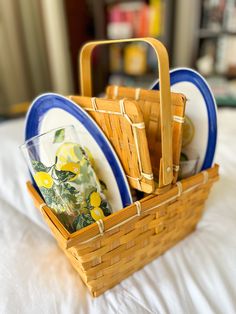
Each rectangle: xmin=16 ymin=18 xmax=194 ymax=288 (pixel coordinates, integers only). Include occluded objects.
xmin=1 ymin=0 xmax=236 ymax=116
xmin=194 ymin=0 xmax=236 ymax=107
xmin=72 ymin=0 xmax=175 ymax=95
xmin=198 ymin=29 xmax=236 ymax=38
xmin=0 ymin=102 xmax=30 ymax=122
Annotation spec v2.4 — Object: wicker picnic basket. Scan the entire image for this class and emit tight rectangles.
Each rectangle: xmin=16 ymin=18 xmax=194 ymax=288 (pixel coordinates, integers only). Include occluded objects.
xmin=27 ymin=38 xmax=219 ymax=297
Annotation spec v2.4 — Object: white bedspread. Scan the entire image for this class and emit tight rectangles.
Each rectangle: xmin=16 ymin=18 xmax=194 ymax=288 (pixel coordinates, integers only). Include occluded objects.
xmin=0 ymin=109 xmax=236 ymax=314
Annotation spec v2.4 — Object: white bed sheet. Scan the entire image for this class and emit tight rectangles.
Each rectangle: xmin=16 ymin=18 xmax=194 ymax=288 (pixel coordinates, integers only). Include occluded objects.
xmin=0 ymin=110 xmax=236 ymax=314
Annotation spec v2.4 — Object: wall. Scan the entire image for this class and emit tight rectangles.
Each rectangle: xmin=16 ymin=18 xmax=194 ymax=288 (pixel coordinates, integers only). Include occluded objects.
xmin=0 ymin=0 xmax=73 ymax=111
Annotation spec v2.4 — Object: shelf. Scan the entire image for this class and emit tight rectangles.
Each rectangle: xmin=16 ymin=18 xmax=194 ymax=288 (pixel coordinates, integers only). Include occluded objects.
xmin=105 ymin=0 xmax=144 ymax=4
xmin=0 ymin=101 xmax=30 ymax=118
xmin=216 ymin=96 xmax=236 ymax=107
xmin=108 ymin=72 xmax=156 ymax=89
xmin=198 ymin=29 xmax=236 ymax=39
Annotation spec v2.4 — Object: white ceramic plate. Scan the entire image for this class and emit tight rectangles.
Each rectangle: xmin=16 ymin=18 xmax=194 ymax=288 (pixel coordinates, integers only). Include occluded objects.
xmin=25 ymin=93 xmax=132 ymax=211
xmin=151 ymin=68 xmax=217 ymax=171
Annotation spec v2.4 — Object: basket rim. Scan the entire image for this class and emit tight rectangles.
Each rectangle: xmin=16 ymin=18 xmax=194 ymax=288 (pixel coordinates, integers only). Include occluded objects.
xmin=27 ymin=164 xmax=219 ymax=247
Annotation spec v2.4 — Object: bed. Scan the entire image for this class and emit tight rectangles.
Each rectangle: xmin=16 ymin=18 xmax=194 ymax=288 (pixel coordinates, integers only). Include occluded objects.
xmin=0 ymin=109 xmax=236 ymax=314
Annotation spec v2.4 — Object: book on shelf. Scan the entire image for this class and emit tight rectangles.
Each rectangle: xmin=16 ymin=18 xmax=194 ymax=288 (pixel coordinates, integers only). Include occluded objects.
xmin=107 ymin=0 xmax=164 ymax=40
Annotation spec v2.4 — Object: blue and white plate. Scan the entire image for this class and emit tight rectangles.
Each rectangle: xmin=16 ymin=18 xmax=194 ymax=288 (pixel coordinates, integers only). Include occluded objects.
xmin=151 ymin=68 xmax=217 ymax=171
xmin=25 ymin=93 xmax=132 ymax=211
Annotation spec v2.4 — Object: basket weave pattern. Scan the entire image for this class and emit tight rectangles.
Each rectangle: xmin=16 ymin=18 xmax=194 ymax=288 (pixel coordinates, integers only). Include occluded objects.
xmin=70 ymin=96 xmax=154 ymax=193
xmin=106 ymin=86 xmax=186 ymax=183
xmin=28 ymin=165 xmax=219 ymax=297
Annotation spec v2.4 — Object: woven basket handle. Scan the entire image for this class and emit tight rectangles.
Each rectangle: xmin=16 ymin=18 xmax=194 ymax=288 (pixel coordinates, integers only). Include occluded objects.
xmin=79 ymin=37 xmax=173 ymax=185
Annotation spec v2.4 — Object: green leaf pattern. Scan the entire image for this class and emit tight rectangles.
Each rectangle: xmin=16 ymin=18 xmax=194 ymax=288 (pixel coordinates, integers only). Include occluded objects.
xmin=54 ymin=169 xmax=76 ymax=182
xmin=31 ymin=160 xmax=51 ymax=172
xmin=32 ymin=142 xmax=111 ymax=232
xmin=53 ymin=128 xmax=65 ymax=143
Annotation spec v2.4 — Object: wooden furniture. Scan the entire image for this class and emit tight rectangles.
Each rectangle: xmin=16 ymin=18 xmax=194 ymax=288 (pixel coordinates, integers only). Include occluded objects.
xmin=0 ymin=101 xmax=30 ymax=120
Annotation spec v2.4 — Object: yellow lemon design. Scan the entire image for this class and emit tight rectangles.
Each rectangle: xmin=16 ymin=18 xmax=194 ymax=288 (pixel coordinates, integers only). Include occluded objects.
xmin=60 ymin=162 xmax=80 ymax=174
xmin=56 ymin=142 xmax=80 ymax=168
xmin=60 ymin=162 xmax=80 ymax=181
xmin=34 ymin=172 xmax=53 ymax=189
xmin=90 ymin=192 xmax=101 ymax=207
xmin=90 ymin=207 xmax=105 ymax=221
xmin=182 ymin=115 xmax=195 ymax=148
xmin=84 ymin=147 xmax=95 ymax=167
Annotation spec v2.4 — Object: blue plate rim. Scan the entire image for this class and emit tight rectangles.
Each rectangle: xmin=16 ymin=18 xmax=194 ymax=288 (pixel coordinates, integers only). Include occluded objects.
xmin=25 ymin=92 xmax=132 ymax=208
xmin=151 ymin=67 xmax=217 ymax=171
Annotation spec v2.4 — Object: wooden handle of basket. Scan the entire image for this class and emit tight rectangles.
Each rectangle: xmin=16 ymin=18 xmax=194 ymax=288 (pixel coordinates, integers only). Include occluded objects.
xmin=79 ymin=37 xmax=173 ymax=185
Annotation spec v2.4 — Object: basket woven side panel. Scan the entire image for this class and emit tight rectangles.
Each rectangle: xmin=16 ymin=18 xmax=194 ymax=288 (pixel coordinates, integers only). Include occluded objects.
xmin=64 ymin=169 xmax=218 ymax=297
xmin=27 ymin=165 xmax=219 ymax=297
xmin=106 ymin=86 xmax=186 ymax=184
xmin=70 ymin=96 xmax=154 ymax=193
